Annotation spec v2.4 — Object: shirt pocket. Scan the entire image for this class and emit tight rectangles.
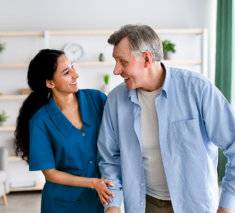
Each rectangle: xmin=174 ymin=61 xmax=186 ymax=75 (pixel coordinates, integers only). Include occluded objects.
xmin=171 ymin=118 xmax=205 ymax=154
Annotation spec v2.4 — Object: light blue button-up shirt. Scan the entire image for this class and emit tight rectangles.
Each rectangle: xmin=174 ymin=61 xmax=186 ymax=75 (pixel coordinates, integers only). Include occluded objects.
xmin=98 ymin=65 xmax=235 ymax=213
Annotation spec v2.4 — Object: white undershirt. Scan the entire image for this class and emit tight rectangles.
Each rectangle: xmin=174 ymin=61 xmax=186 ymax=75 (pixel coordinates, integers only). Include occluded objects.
xmin=137 ymin=88 xmax=170 ymax=200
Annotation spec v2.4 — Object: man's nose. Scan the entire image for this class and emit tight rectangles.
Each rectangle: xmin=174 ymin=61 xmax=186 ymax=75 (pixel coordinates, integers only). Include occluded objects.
xmin=113 ymin=64 xmax=122 ymax=75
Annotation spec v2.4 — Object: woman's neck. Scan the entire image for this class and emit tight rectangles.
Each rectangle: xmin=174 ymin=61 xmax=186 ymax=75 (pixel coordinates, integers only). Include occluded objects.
xmin=52 ymin=92 xmax=78 ymax=111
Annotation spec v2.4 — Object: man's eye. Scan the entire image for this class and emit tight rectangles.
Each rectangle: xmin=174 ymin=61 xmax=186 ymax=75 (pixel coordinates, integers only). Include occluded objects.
xmin=121 ymin=61 xmax=127 ymax=66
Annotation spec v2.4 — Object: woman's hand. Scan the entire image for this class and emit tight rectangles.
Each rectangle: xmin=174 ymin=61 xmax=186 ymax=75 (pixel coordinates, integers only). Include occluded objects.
xmin=92 ymin=178 xmax=115 ymax=206
xmin=217 ymin=207 xmax=235 ymax=213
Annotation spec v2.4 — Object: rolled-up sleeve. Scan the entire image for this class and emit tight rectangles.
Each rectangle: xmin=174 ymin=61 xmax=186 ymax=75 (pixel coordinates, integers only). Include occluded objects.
xmin=98 ymin=98 xmax=123 ymax=210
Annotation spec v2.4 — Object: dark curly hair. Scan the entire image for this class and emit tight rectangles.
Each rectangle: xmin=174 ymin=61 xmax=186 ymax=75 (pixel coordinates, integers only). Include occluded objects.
xmin=14 ymin=49 xmax=64 ymax=163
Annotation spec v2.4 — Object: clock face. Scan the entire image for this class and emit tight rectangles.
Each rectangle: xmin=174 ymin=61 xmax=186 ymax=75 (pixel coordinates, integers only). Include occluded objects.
xmin=64 ymin=43 xmax=84 ymax=62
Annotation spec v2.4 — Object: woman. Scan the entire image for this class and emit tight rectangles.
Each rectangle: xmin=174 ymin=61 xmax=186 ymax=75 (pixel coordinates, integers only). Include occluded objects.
xmin=14 ymin=49 xmax=114 ymax=213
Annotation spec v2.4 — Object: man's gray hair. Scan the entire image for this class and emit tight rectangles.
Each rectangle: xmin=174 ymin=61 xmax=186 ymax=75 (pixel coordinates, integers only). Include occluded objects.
xmin=108 ymin=24 xmax=163 ymax=62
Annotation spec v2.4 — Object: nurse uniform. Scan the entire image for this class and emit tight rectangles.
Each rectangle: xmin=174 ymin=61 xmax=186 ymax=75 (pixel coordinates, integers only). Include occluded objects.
xmin=29 ymin=89 xmax=106 ymax=213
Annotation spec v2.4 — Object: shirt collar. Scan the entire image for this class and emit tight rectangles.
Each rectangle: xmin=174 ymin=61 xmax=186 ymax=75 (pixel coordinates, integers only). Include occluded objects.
xmin=128 ymin=62 xmax=171 ymax=103
xmin=77 ymin=90 xmax=93 ymax=126
xmin=161 ymin=62 xmax=171 ymax=98
xmin=46 ymin=90 xmax=92 ymax=137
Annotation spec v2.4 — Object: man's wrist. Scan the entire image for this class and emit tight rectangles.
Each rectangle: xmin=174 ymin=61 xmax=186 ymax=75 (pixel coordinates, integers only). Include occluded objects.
xmin=105 ymin=206 xmax=121 ymax=213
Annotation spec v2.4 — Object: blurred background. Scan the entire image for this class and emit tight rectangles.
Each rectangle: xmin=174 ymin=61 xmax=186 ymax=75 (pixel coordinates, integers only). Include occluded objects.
xmin=0 ymin=0 xmax=233 ymax=212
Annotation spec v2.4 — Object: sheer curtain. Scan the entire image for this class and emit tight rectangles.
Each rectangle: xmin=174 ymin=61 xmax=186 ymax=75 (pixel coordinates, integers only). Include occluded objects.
xmin=215 ymin=0 xmax=233 ymax=181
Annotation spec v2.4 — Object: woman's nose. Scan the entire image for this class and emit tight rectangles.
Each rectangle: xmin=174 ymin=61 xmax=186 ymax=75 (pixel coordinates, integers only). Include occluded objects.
xmin=72 ymin=69 xmax=79 ymax=78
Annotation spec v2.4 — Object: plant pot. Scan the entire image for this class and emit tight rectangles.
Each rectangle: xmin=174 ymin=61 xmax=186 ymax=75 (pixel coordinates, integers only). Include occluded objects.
xmin=0 ymin=121 xmax=5 ymax=126
xmin=102 ymin=84 xmax=111 ymax=95
xmin=99 ymin=53 xmax=105 ymax=62
xmin=163 ymin=51 xmax=173 ymax=60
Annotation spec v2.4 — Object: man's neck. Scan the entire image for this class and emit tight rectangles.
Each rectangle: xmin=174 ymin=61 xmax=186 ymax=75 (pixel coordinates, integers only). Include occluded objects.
xmin=139 ymin=62 xmax=165 ymax=92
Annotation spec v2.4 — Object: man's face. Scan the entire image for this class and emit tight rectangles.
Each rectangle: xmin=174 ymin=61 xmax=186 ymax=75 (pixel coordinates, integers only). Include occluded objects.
xmin=112 ymin=37 xmax=145 ymax=90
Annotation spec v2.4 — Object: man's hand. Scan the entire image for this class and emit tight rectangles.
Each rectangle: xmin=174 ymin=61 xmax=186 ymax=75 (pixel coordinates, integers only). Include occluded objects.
xmin=217 ymin=207 xmax=235 ymax=213
xmin=105 ymin=206 xmax=121 ymax=213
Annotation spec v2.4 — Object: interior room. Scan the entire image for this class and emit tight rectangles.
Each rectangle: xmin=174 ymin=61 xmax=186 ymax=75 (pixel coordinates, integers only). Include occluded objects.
xmin=0 ymin=0 xmax=234 ymax=212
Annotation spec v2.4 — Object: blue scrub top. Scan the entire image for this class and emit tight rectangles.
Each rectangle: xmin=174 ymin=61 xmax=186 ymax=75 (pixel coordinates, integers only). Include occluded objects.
xmin=29 ymin=89 xmax=106 ymax=213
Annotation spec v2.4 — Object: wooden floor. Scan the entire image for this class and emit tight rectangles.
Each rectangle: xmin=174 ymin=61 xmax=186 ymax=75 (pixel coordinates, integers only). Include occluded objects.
xmin=0 ymin=191 xmax=41 ymax=213
xmin=0 ymin=191 xmax=125 ymax=213
xmin=0 ymin=184 xmax=221 ymax=213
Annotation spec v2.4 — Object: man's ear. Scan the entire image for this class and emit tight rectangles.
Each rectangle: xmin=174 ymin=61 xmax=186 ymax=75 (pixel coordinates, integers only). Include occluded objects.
xmin=46 ymin=80 xmax=54 ymax=89
xmin=143 ymin=51 xmax=153 ymax=68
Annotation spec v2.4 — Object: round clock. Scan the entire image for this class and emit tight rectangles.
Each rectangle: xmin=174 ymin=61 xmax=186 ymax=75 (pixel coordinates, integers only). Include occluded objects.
xmin=64 ymin=43 xmax=84 ymax=62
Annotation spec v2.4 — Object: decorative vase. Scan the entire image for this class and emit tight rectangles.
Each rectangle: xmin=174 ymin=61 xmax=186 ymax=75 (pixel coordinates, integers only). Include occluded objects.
xmin=102 ymin=84 xmax=111 ymax=95
xmin=163 ymin=51 xmax=173 ymax=60
xmin=99 ymin=53 xmax=105 ymax=62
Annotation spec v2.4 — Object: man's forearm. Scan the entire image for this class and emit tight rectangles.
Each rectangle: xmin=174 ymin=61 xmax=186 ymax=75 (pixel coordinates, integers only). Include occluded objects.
xmin=105 ymin=206 xmax=121 ymax=213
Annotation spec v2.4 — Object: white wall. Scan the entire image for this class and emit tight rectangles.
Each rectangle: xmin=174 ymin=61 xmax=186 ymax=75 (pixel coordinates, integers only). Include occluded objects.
xmin=0 ymin=0 xmax=213 ymax=30
xmin=0 ymin=0 xmax=217 ymax=189
xmin=0 ymin=0 xmax=216 ymax=77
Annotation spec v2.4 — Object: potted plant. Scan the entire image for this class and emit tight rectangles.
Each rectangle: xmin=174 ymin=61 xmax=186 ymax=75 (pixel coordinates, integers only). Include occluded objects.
xmin=0 ymin=43 xmax=5 ymax=53
xmin=162 ymin=40 xmax=176 ymax=60
xmin=0 ymin=110 xmax=8 ymax=126
xmin=102 ymin=74 xmax=110 ymax=94
xmin=99 ymin=53 xmax=105 ymax=62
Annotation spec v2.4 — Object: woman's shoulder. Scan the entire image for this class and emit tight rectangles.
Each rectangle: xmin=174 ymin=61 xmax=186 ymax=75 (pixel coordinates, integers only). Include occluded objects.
xmin=79 ymin=89 xmax=107 ymax=103
xmin=29 ymin=104 xmax=48 ymax=126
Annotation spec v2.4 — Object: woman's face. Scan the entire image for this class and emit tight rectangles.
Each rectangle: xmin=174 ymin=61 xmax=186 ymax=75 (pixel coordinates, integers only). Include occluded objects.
xmin=46 ymin=54 xmax=79 ymax=95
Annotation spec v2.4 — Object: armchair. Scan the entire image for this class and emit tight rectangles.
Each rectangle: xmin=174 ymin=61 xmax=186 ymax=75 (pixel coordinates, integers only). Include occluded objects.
xmin=0 ymin=147 xmax=9 ymax=205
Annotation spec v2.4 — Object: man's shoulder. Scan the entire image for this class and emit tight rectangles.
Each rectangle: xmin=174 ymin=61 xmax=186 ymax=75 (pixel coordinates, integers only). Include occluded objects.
xmin=108 ymin=82 xmax=128 ymax=97
xmin=168 ymin=66 xmax=210 ymax=85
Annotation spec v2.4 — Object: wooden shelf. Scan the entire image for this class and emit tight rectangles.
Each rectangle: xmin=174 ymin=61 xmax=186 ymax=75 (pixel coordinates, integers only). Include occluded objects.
xmin=0 ymin=125 xmax=15 ymax=131
xmin=0 ymin=60 xmax=202 ymax=69
xmin=8 ymin=156 xmax=21 ymax=162
xmin=10 ymin=181 xmax=44 ymax=192
xmin=0 ymin=29 xmax=204 ymax=37
xmin=74 ymin=61 xmax=115 ymax=67
xmin=0 ymin=61 xmax=115 ymax=69
xmin=0 ymin=64 xmax=28 ymax=69
xmin=162 ymin=60 xmax=202 ymax=65
xmin=0 ymin=95 xmax=27 ymax=100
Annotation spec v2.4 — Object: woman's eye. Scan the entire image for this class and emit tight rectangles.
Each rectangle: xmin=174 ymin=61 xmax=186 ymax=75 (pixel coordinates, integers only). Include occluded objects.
xmin=64 ymin=70 xmax=69 ymax=75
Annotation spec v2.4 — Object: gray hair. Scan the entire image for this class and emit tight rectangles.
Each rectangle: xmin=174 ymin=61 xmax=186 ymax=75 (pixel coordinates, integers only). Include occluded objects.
xmin=108 ymin=24 xmax=163 ymax=62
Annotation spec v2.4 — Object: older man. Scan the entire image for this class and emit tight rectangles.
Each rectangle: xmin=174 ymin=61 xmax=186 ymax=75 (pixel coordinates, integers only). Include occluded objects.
xmin=98 ymin=24 xmax=235 ymax=213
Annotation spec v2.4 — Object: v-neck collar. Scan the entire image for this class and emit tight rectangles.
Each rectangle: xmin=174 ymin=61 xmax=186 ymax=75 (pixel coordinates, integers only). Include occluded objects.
xmin=46 ymin=90 xmax=93 ymax=137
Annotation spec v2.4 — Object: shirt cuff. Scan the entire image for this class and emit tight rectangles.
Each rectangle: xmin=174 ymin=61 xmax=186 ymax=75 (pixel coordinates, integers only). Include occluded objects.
xmin=104 ymin=188 xmax=123 ymax=211
xmin=219 ymin=190 xmax=235 ymax=211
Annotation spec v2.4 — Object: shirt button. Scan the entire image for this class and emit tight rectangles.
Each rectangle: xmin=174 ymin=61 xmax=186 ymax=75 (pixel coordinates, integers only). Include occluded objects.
xmin=89 ymin=160 xmax=93 ymax=164
xmin=140 ymin=201 xmax=144 ymax=205
xmin=141 ymin=183 xmax=144 ymax=186
xmin=82 ymin=133 xmax=86 ymax=136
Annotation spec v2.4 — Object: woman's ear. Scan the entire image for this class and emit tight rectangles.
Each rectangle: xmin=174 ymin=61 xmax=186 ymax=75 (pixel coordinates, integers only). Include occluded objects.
xmin=46 ymin=80 xmax=54 ymax=89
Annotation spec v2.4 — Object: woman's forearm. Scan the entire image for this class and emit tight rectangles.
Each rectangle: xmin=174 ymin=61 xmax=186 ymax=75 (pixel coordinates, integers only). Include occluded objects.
xmin=42 ymin=168 xmax=96 ymax=188
xmin=42 ymin=168 xmax=114 ymax=206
